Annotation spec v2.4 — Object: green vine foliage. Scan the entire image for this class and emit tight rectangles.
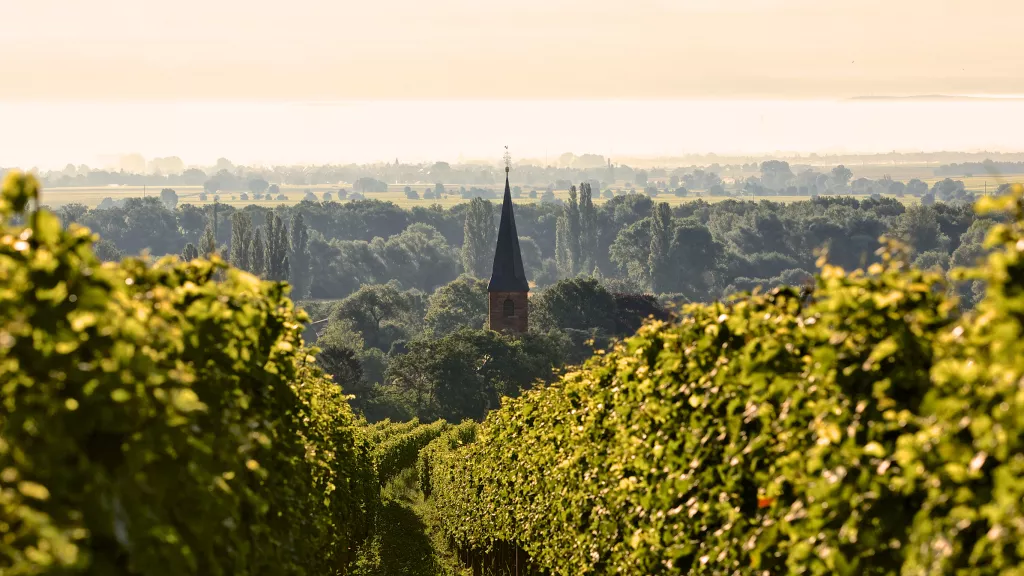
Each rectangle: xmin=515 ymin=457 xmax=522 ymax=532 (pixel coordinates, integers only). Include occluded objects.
xmin=365 ymin=418 xmax=425 ymax=445
xmin=0 ymin=172 xmax=376 ymax=575
xmin=417 ymin=421 xmax=477 ymax=498
xmin=370 ymin=420 xmax=448 ymax=486
xmin=425 ymin=185 xmax=1024 ymax=575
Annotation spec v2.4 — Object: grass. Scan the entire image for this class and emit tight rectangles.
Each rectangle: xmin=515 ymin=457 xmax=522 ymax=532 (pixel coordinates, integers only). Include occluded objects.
xmin=353 ymin=467 xmax=470 ymax=576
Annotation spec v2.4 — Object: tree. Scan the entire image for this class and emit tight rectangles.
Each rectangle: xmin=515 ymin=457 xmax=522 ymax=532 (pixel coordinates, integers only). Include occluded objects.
xmin=57 ymin=203 xmax=89 ymax=229
xmin=200 ymin=224 xmax=217 ymax=256
xmin=181 ymin=242 xmax=199 ymax=262
xmin=93 ymin=239 xmax=125 ymax=262
xmin=268 ymin=184 xmax=280 ymax=195
xmin=177 ymin=204 xmax=207 ymax=243
xmin=423 ymin=276 xmax=489 ymax=335
xmin=461 ymin=197 xmax=495 ymax=279
xmin=159 ymin=188 xmax=178 ymax=210
xmin=893 ymin=205 xmax=947 ymax=254
xmin=383 ymin=329 xmax=565 ymax=422
xmin=555 ymin=186 xmax=582 ymax=277
xmin=555 ymin=215 xmax=569 ymax=277
xmin=648 ymin=202 xmax=673 ymax=292
xmin=611 ymin=292 xmax=670 ymax=335
xmin=949 ymin=218 xmax=995 ymax=307
xmin=181 ymin=167 xmax=207 ymax=185
xmin=579 ymin=182 xmax=598 ymax=273
xmin=907 ymin=179 xmax=929 ymax=196
xmin=250 ymin=226 xmax=266 ymax=278
xmin=289 ymin=213 xmax=311 ymax=299
xmin=248 ymin=178 xmax=270 ymax=195
xmin=316 ymin=343 xmax=365 ymax=394
xmin=667 ymin=222 xmax=724 ymax=300
xmin=609 ymin=217 xmax=653 ymax=287
xmin=532 ymin=277 xmax=617 ymax=334
xmin=79 ymin=197 xmax=182 ymax=256
xmin=931 ymin=178 xmax=969 ymax=203
xmin=229 ymin=211 xmax=253 ymax=272
xmin=830 ymin=165 xmax=853 ymax=188
xmin=378 ymin=223 xmax=459 ymax=293
xmin=264 ymin=212 xmax=290 ymax=281
xmin=354 ymin=177 xmax=387 ymax=193
xmin=334 ymin=282 xmax=417 ymax=352
xmin=761 ymin=161 xmax=795 ymax=190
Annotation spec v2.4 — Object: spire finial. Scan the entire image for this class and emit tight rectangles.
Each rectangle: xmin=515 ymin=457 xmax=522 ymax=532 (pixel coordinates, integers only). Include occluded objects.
xmin=503 ymin=146 xmax=511 ymax=174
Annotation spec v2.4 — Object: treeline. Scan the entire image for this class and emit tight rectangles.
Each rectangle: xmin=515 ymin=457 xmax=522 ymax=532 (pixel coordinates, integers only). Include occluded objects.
xmin=934 ymin=159 xmax=1024 ymax=176
xmin=23 ymin=158 xmax=622 ymax=191
xmin=55 ymin=184 xmax=998 ymax=306
xmin=419 ymin=189 xmax=1024 ymax=575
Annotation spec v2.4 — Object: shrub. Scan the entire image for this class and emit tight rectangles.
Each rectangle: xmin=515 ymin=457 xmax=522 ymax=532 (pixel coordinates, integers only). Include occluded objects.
xmin=0 ymin=172 xmax=375 ymax=575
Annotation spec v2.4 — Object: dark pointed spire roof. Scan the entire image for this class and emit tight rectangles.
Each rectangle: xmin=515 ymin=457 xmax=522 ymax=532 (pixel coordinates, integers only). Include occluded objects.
xmin=488 ymin=173 xmax=530 ymax=292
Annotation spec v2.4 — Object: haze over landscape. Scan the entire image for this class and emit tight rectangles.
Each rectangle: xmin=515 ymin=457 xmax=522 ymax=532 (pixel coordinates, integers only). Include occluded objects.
xmin=4 ymin=0 xmax=1024 ymax=167
xmin=5 ymin=99 xmax=1024 ymax=169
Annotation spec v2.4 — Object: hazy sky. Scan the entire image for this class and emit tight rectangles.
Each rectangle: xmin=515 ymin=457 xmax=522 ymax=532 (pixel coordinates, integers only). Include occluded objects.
xmin=4 ymin=0 xmax=1023 ymax=167
xmin=4 ymin=0 xmax=1024 ymax=99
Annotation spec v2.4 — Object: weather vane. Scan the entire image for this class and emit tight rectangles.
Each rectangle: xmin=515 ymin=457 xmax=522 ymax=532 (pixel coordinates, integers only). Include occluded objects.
xmin=503 ymin=146 xmax=511 ymax=174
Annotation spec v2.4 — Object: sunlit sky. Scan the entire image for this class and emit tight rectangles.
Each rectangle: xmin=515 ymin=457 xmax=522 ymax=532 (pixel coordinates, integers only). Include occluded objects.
xmin=3 ymin=0 xmax=1023 ymax=167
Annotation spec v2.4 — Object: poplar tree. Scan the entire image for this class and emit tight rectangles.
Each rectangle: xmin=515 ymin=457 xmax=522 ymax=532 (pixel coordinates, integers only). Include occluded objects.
xmin=648 ymin=202 xmax=673 ymax=293
xmin=264 ymin=212 xmax=290 ymax=282
xmin=460 ymin=197 xmax=495 ymax=279
xmin=181 ymin=243 xmax=198 ymax=262
xmin=289 ymin=213 xmax=311 ymax=299
xmin=229 ymin=211 xmax=253 ymax=271
xmin=555 ymin=186 xmax=582 ymax=278
xmin=555 ymin=216 xmax=570 ymax=278
xmin=250 ymin=226 xmax=266 ymax=278
xmin=579 ymin=182 xmax=598 ymax=273
xmin=200 ymin=224 xmax=217 ymax=257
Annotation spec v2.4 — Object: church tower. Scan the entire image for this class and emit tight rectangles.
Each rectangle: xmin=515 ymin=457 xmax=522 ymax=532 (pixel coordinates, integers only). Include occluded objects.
xmin=488 ymin=149 xmax=529 ymax=333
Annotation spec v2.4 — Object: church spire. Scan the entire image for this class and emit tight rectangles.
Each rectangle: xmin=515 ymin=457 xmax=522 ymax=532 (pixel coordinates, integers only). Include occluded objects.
xmin=487 ymin=148 xmax=529 ymax=293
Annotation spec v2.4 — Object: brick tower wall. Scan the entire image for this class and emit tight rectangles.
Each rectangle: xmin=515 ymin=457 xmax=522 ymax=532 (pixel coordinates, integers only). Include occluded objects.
xmin=488 ymin=291 xmax=528 ymax=333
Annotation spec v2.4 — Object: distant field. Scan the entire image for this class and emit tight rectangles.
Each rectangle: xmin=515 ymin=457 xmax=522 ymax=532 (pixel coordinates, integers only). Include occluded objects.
xmin=40 ymin=184 xmax=917 ymax=209
xmin=39 ymin=171 xmax=1024 ymax=210
xmin=921 ymin=174 xmax=1024 ymax=194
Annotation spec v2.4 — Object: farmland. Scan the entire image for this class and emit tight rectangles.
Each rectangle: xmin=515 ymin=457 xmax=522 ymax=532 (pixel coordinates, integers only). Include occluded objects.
xmin=41 ymin=184 xmax=908 ymax=209
xmin=34 ymin=164 xmax=1024 ymax=209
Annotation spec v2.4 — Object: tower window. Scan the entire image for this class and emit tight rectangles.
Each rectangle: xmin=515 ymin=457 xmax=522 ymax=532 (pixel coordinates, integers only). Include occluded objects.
xmin=503 ymin=298 xmax=515 ymax=317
